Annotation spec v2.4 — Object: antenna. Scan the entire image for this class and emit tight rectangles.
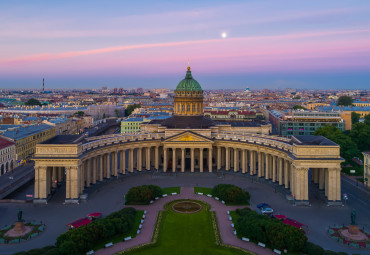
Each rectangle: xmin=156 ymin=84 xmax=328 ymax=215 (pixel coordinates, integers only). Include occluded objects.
xmin=43 ymin=78 xmax=45 ymax=92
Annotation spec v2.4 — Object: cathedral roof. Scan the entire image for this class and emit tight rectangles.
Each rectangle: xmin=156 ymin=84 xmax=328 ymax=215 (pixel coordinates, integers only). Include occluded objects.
xmin=175 ymin=67 xmax=203 ymax=92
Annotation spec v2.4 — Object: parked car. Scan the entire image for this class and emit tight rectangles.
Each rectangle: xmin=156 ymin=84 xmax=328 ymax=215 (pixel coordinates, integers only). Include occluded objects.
xmin=257 ymin=203 xmax=274 ymax=214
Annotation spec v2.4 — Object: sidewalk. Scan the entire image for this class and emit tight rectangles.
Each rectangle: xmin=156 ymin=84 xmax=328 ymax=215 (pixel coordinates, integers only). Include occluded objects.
xmin=95 ymin=187 xmax=274 ymax=255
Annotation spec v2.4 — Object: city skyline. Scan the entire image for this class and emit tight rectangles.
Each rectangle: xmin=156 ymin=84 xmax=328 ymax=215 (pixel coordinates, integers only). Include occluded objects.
xmin=1 ymin=0 xmax=370 ymax=89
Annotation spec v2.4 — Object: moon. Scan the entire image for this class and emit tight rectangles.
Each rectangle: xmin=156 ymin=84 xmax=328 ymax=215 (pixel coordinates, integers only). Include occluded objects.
xmin=221 ymin=32 xmax=227 ymax=38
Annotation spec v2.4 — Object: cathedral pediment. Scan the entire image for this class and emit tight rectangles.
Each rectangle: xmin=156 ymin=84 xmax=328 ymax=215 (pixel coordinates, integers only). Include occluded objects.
xmin=163 ymin=131 xmax=214 ymax=143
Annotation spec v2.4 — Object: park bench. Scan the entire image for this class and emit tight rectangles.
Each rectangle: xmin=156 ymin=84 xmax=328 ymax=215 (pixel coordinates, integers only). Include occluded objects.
xmin=273 ymin=249 xmax=282 ymax=254
xmin=86 ymin=250 xmax=94 ymax=255
xmin=124 ymin=236 xmax=132 ymax=241
xmin=258 ymin=242 xmax=266 ymax=248
xmin=197 ymin=192 xmax=203 ymax=195
xmin=242 ymin=237 xmax=250 ymax=242
xmin=105 ymin=242 xmax=113 ymax=248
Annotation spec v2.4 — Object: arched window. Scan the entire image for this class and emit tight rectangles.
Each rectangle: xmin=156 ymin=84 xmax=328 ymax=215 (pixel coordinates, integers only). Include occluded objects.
xmin=182 ymin=105 xmax=185 ymax=112
xmin=187 ymin=104 xmax=190 ymax=112
xmin=192 ymin=104 xmax=195 ymax=112
xmin=197 ymin=104 xmax=200 ymax=112
xmin=178 ymin=105 xmax=180 ymax=112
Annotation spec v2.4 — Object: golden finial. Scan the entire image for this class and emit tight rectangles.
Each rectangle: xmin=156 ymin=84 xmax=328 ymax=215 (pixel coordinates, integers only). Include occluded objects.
xmin=187 ymin=58 xmax=191 ymax=71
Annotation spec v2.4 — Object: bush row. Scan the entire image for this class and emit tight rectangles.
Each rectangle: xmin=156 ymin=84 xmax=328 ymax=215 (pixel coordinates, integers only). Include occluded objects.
xmin=212 ymin=184 xmax=250 ymax=205
xmin=56 ymin=207 xmax=136 ymax=255
xmin=125 ymin=185 xmax=162 ymax=205
xmin=234 ymin=208 xmax=307 ymax=252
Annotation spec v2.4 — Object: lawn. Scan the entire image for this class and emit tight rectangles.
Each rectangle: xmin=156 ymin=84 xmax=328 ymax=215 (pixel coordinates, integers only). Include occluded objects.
xmin=161 ymin=187 xmax=180 ymax=194
xmin=124 ymin=201 xmax=250 ymax=255
xmin=194 ymin=186 xmax=212 ymax=195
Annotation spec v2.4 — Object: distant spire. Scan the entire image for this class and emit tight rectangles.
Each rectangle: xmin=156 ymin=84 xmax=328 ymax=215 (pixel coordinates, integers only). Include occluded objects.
xmin=187 ymin=58 xmax=190 ymax=71
xmin=43 ymin=78 xmax=44 ymax=92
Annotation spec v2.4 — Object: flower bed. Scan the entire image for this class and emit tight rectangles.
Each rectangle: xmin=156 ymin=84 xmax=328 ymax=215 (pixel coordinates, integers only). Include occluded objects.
xmin=0 ymin=221 xmax=45 ymax=244
xmin=328 ymin=225 xmax=370 ymax=249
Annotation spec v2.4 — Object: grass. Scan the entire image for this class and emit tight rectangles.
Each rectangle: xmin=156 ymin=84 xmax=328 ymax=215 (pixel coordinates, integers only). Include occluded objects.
xmin=124 ymin=200 xmax=250 ymax=255
xmin=194 ymin=187 xmax=212 ymax=195
xmin=161 ymin=187 xmax=180 ymax=194
xmin=92 ymin=210 xmax=144 ymax=251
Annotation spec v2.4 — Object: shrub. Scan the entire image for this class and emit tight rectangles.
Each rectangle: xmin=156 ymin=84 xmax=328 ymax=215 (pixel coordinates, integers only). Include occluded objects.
xmin=125 ymin=185 xmax=163 ymax=205
xmin=212 ymin=184 xmax=250 ymax=204
xmin=56 ymin=207 xmax=136 ymax=255
xmin=234 ymin=208 xmax=307 ymax=252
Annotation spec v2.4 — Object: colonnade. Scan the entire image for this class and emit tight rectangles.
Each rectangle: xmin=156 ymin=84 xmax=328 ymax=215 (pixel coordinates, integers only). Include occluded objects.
xmin=34 ymin=143 xmax=342 ymax=204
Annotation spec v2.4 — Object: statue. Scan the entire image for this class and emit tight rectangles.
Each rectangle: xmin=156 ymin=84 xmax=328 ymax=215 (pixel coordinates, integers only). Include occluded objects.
xmin=350 ymin=209 xmax=357 ymax=225
xmin=17 ymin=209 xmax=23 ymax=222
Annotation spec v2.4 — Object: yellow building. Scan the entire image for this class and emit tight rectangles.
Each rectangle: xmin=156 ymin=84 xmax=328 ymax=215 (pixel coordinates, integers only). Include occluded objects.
xmin=1 ymin=124 xmax=56 ymax=166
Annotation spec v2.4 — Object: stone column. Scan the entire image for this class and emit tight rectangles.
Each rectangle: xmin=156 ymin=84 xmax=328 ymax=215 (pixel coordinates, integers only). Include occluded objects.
xmin=112 ymin=152 xmax=118 ymax=176
xmin=217 ymin=146 xmax=221 ymax=170
xmin=242 ymin=149 xmax=246 ymax=173
xmin=225 ymin=147 xmax=230 ymax=171
xmin=319 ymin=168 xmax=325 ymax=190
xmin=272 ymin=156 xmax=276 ymax=182
xmin=106 ymin=153 xmax=111 ymax=178
xmin=278 ymin=158 xmax=283 ymax=185
xmin=92 ymin=157 xmax=97 ymax=184
xmin=199 ymin=148 xmax=204 ymax=172
xmin=208 ymin=147 xmax=213 ymax=172
xmin=66 ymin=166 xmax=80 ymax=200
xmin=155 ymin=146 xmax=159 ymax=170
xmin=129 ymin=149 xmax=134 ymax=172
xmin=290 ymin=163 xmax=295 ymax=196
xmin=120 ymin=150 xmax=126 ymax=174
xmin=284 ymin=160 xmax=289 ymax=188
xmin=172 ymin=148 xmax=176 ymax=172
xmin=52 ymin=167 xmax=57 ymax=188
xmin=245 ymin=150 xmax=249 ymax=173
xmin=163 ymin=147 xmax=168 ymax=172
xmin=137 ymin=148 xmax=142 ymax=171
xmin=325 ymin=168 xmax=329 ymax=197
xmin=294 ymin=168 xmax=309 ymax=201
xmin=35 ymin=166 xmax=48 ymax=199
xmin=86 ymin=159 xmax=91 ymax=186
xmin=181 ymin=148 xmax=185 ymax=172
xmin=234 ymin=148 xmax=239 ymax=172
xmin=250 ymin=151 xmax=255 ymax=175
xmin=327 ymin=168 xmax=341 ymax=201
xmin=57 ymin=167 xmax=63 ymax=182
xmin=258 ymin=151 xmax=262 ymax=177
xmin=265 ymin=154 xmax=269 ymax=179
xmin=146 ymin=147 xmax=151 ymax=170
xmin=230 ymin=148 xmax=234 ymax=168
xmin=99 ymin=155 xmax=103 ymax=181
xmin=221 ymin=147 xmax=225 ymax=168
xmin=191 ymin=148 xmax=195 ymax=172
xmin=79 ymin=164 xmax=84 ymax=194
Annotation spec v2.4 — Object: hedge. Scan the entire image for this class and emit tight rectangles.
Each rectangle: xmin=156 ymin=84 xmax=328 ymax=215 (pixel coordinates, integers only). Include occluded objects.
xmin=125 ymin=185 xmax=163 ymax=205
xmin=212 ymin=184 xmax=250 ymax=205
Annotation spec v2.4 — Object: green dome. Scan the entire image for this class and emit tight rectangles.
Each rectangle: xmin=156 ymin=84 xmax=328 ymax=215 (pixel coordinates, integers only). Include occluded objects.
xmin=175 ymin=68 xmax=203 ymax=92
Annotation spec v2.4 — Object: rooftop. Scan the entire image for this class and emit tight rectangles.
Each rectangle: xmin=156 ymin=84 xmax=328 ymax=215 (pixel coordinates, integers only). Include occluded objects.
xmin=1 ymin=124 xmax=54 ymax=140
xmin=0 ymin=137 xmax=15 ymax=149
xmin=291 ymin=136 xmax=338 ymax=146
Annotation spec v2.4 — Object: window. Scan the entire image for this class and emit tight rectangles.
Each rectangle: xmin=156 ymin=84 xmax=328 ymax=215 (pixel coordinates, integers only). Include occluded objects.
xmin=187 ymin=105 xmax=190 ymax=111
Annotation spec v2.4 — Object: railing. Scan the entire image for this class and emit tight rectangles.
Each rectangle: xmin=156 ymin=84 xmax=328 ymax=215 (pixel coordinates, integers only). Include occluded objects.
xmin=214 ymin=132 xmax=293 ymax=152
xmin=81 ymin=131 xmax=293 ymax=153
xmin=82 ymin=133 xmax=165 ymax=152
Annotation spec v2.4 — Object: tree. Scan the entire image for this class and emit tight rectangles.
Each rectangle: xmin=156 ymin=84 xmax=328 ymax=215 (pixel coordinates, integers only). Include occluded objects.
xmin=293 ymin=96 xmax=301 ymax=99
xmin=114 ymin=109 xmax=120 ymax=118
xmin=313 ymin=126 xmax=359 ymax=162
xmin=125 ymin=104 xmax=141 ymax=116
xmin=337 ymin=96 xmax=353 ymax=106
xmin=351 ymin=112 xmax=360 ymax=124
xmin=25 ymin=98 xmax=42 ymax=106
xmin=293 ymin=105 xmax=306 ymax=110
xmin=364 ymin=114 xmax=370 ymax=126
xmin=350 ymin=123 xmax=370 ymax=152
xmin=102 ymin=113 xmax=106 ymax=119
xmin=74 ymin=111 xmax=85 ymax=116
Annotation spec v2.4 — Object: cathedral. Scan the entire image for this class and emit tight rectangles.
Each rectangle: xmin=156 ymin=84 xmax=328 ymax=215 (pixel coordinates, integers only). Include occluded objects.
xmin=33 ymin=66 xmax=343 ymax=205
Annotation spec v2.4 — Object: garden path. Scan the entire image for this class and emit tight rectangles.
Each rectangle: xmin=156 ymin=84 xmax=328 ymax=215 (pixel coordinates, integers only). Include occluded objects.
xmin=95 ymin=187 xmax=274 ymax=255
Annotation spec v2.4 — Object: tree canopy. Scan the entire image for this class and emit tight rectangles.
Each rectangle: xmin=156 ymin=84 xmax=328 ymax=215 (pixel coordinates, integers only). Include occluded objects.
xmin=25 ymin=98 xmax=42 ymax=106
xmin=125 ymin=104 xmax=141 ymax=116
xmin=337 ymin=96 xmax=353 ymax=106
xmin=364 ymin=114 xmax=370 ymax=126
xmin=74 ymin=111 xmax=85 ymax=116
xmin=351 ymin=112 xmax=360 ymax=124
xmin=293 ymin=105 xmax=306 ymax=110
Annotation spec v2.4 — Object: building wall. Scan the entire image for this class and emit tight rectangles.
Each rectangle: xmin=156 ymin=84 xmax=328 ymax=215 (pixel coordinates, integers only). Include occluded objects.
xmin=121 ymin=120 xmax=144 ymax=133
xmin=15 ymin=127 xmax=56 ymax=165
xmin=280 ymin=121 xmax=344 ymax=136
xmin=0 ymin=143 xmax=15 ymax=175
xmin=363 ymin=152 xmax=370 ymax=188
